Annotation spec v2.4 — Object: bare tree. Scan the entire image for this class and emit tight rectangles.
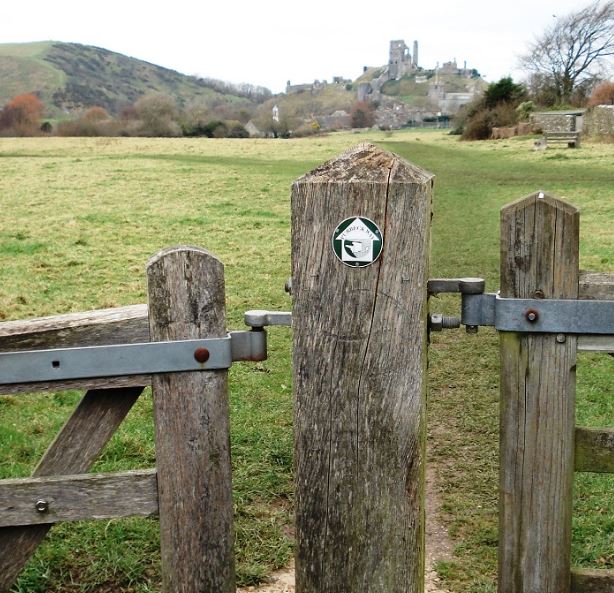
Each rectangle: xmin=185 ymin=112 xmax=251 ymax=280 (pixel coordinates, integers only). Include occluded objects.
xmin=520 ymin=0 xmax=614 ymax=104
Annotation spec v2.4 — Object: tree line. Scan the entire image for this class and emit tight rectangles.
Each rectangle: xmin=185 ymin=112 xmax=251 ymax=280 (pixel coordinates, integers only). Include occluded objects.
xmin=0 ymin=92 xmax=255 ymax=138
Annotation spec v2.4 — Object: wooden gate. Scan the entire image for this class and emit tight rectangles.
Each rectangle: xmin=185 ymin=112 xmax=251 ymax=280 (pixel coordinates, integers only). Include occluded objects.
xmin=0 ymin=247 xmax=235 ymax=593
xmin=0 ymin=144 xmax=612 ymax=593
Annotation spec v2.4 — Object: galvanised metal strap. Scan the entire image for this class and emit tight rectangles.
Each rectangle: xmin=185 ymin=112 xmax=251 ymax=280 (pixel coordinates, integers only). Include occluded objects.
xmin=462 ymin=294 xmax=614 ymax=334
xmin=0 ymin=331 xmax=266 ymax=386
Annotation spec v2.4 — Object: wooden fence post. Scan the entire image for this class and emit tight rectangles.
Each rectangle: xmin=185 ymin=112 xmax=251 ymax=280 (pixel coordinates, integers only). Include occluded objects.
xmin=499 ymin=192 xmax=579 ymax=593
xmin=291 ymin=144 xmax=433 ymax=593
xmin=147 ymin=246 xmax=235 ymax=593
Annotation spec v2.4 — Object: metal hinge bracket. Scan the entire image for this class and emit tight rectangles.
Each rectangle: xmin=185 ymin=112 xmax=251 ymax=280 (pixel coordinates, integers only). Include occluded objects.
xmin=0 ymin=308 xmax=294 ymax=387
xmin=429 ymin=277 xmax=614 ymax=336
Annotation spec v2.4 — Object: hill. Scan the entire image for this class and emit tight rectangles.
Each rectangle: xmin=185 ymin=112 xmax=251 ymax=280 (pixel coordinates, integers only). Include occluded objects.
xmin=0 ymin=41 xmax=263 ymax=116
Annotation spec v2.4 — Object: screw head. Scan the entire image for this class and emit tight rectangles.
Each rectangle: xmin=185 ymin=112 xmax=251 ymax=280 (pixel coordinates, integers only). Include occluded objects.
xmin=35 ymin=499 xmax=49 ymax=513
xmin=556 ymin=334 xmax=566 ymax=343
xmin=525 ymin=309 xmax=539 ymax=323
xmin=194 ymin=348 xmax=210 ymax=363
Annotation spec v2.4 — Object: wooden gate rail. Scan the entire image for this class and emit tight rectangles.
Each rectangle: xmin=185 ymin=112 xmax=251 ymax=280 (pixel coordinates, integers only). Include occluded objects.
xmin=0 ymin=246 xmax=235 ymax=593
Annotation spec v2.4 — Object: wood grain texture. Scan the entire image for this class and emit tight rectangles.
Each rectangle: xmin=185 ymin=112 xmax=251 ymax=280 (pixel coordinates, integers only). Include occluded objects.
xmin=0 ymin=304 xmax=149 ymax=351
xmin=0 ymin=386 xmax=143 ymax=591
xmin=575 ymin=427 xmax=614 ymax=473
xmin=578 ymin=272 xmax=614 ymax=353
xmin=571 ymin=569 xmax=614 ymax=592
xmin=579 ymin=272 xmax=614 ymax=300
xmin=147 ymin=246 xmax=235 ymax=593
xmin=0 ymin=305 xmax=150 ymax=394
xmin=0 ymin=469 xmax=157 ymax=527
xmin=499 ymin=192 xmax=579 ymax=593
xmin=577 ymin=336 xmax=614 ymax=353
xmin=292 ymin=144 xmax=433 ymax=593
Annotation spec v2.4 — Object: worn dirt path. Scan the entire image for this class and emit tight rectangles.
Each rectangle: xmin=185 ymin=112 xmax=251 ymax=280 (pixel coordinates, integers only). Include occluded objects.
xmin=238 ymin=467 xmax=454 ymax=593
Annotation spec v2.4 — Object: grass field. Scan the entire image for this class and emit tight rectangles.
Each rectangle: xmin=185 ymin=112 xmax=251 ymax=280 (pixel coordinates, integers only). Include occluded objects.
xmin=0 ymin=130 xmax=612 ymax=592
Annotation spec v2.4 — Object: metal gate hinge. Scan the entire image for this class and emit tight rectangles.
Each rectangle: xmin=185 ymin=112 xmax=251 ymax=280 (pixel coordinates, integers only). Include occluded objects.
xmin=0 ymin=308 xmax=295 ymax=387
xmin=244 ymin=310 xmax=292 ymax=328
xmin=429 ymin=277 xmax=614 ymax=335
xmin=0 ymin=331 xmax=267 ymax=386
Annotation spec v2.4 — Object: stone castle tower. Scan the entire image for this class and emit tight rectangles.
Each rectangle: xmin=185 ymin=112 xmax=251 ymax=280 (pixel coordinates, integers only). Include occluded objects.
xmin=388 ymin=39 xmax=418 ymax=79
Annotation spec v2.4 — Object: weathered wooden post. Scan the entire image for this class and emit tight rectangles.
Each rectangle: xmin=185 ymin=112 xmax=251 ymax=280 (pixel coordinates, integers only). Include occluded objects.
xmin=499 ymin=192 xmax=579 ymax=593
xmin=147 ymin=246 xmax=235 ymax=593
xmin=291 ymin=144 xmax=433 ymax=593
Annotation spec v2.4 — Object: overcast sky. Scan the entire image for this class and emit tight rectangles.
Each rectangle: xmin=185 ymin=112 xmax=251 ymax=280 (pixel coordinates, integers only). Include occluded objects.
xmin=0 ymin=0 xmax=592 ymax=93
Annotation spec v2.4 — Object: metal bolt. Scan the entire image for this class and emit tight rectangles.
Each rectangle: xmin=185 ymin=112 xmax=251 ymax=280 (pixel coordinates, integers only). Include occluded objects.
xmin=525 ymin=309 xmax=539 ymax=323
xmin=194 ymin=348 xmax=210 ymax=363
xmin=533 ymin=289 xmax=545 ymax=299
xmin=441 ymin=316 xmax=461 ymax=329
xmin=429 ymin=314 xmax=460 ymax=332
xmin=556 ymin=334 xmax=566 ymax=343
xmin=35 ymin=499 xmax=49 ymax=513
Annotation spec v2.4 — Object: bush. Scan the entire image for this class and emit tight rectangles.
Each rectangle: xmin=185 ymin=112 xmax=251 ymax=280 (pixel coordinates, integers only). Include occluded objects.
xmin=133 ymin=93 xmax=182 ymax=137
xmin=463 ymin=110 xmax=494 ymax=140
xmin=227 ymin=121 xmax=249 ymax=138
xmin=588 ymin=81 xmax=614 ymax=106
xmin=0 ymin=93 xmax=44 ymax=136
xmin=350 ymin=101 xmax=375 ymax=128
xmin=457 ymin=77 xmax=525 ymax=140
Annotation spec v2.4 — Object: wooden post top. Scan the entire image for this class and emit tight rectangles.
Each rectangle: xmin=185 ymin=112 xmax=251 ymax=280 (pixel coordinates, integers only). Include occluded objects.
xmin=294 ymin=142 xmax=434 ymax=185
xmin=500 ymin=190 xmax=579 ymax=217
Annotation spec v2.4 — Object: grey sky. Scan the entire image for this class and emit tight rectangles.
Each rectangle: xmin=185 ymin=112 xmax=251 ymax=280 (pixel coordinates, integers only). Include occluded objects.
xmin=0 ymin=0 xmax=591 ymax=92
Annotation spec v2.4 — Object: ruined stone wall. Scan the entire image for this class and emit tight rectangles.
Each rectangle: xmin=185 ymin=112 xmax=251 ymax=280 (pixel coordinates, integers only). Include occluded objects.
xmin=585 ymin=105 xmax=614 ymax=136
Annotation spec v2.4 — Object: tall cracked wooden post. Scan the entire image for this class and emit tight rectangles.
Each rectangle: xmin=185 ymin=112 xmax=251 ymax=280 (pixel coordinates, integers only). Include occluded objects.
xmin=499 ymin=193 xmax=579 ymax=593
xmin=291 ymin=143 xmax=433 ymax=593
xmin=147 ymin=246 xmax=235 ymax=593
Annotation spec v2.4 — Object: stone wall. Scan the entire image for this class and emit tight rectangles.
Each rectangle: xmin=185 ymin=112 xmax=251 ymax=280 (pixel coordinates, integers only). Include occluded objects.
xmin=532 ymin=112 xmax=582 ymax=133
xmin=585 ymin=105 xmax=614 ymax=136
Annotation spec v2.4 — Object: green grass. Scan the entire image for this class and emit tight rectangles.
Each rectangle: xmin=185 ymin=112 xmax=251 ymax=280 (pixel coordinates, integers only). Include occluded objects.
xmin=0 ymin=131 xmax=612 ymax=592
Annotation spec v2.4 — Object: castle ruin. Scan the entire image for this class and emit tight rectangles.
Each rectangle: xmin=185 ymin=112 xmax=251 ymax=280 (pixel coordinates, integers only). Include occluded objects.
xmin=388 ymin=40 xmax=419 ymax=79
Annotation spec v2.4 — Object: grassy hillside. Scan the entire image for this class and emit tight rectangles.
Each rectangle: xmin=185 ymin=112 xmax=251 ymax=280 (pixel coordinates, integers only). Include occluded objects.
xmin=0 ymin=42 xmax=257 ymax=116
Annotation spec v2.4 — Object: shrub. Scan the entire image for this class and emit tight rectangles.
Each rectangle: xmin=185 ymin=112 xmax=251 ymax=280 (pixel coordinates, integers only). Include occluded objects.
xmin=588 ymin=81 xmax=614 ymax=106
xmin=458 ymin=77 xmax=525 ymax=140
xmin=133 ymin=93 xmax=181 ymax=137
xmin=227 ymin=121 xmax=249 ymax=138
xmin=0 ymin=93 xmax=44 ymax=136
xmin=350 ymin=101 xmax=375 ymax=128
xmin=463 ymin=110 xmax=494 ymax=140
xmin=516 ymin=101 xmax=535 ymax=121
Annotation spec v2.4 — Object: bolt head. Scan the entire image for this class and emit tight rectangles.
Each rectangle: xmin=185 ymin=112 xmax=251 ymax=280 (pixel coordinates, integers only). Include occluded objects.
xmin=525 ymin=309 xmax=539 ymax=323
xmin=194 ymin=348 xmax=210 ymax=363
xmin=556 ymin=334 xmax=566 ymax=343
xmin=35 ymin=499 xmax=49 ymax=513
xmin=429 ymin=313 xmax=443 ymax=332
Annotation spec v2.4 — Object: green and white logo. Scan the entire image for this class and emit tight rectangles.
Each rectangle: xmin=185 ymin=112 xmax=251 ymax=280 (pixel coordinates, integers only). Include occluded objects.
xmin=332 ymin=216 xmax=383 ymax=267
